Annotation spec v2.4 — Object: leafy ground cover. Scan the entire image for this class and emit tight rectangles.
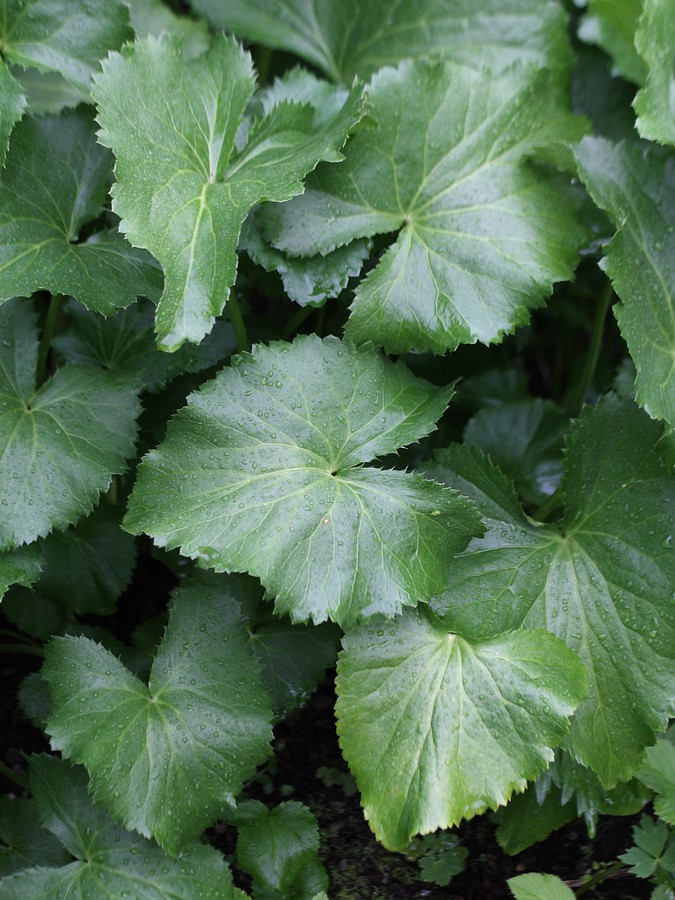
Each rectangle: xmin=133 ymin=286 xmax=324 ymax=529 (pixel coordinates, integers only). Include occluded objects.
xmin=0 ymin=0 xmax=673 ymax=897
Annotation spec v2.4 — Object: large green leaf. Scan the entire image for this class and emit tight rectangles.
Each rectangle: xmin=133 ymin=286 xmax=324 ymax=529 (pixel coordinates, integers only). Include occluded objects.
xmin=336 ymin=608 xmax=586 ymax=850
xmin=0 ymin=108 xmax=162 ymax=313
xmin=262 ymin=60 xmax=587 ymax=354
xmin=93 ymin=34 xmax=366 ymax=350
xmin=43 ymin=572 xmax=274 ymax=854
xmin=634 ymin=0 xmax=675 ymax=146
xmin=575 ymin=137 xmax=675 ymax=425
xmin=428 ymin=397 xmax=675 ymax=785
xmin=0 ymin=546 xmax=41 ymax=599
xmin=578 ymin=0 xmax=646 ymax=85
xmin=189 ymin=0 xmax=571 ymax=82
xmin=0 ymin=755 xmax=236 ymax=898
xmin=125 ymin=335 xmax=483 ymax=627
xmin=0 ymin=298 xmax=140 ymax=549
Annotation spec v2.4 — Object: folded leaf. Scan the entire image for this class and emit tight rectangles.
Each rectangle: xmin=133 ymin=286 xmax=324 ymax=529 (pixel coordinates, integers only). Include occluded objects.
xmin=263 ymin=60 xmax=588 ymax=354
xmin=93 ymin=34 xmax=366 ymax=349
xmin=429 ymin=397 xmax=675 ymax=784
xmin=0 ymin=299 xmax=141 ymax=548
xmin=43 ymin=572 xmax=274 ymax=854
xmin=125 ymin=335 xmax=483 ymax=626
xmin=634 ymin=0 xmax=675 ymax=146
xmin=0 ymin=109 xmax=162 ymax=313
xmin=336 ymin=608 xmax=586 ymax=849
xmin=575 ymin=137 xmax=675 ymax=425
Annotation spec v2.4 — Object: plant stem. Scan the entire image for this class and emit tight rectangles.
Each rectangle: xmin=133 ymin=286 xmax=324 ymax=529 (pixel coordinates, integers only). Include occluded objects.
xmin=573 ymin=860 xmax=626 ymax=895
xmin=35 ymin=294 xmax=64 ymax=387
xmin=0 ymin=760 xmax=28 ymax=790
xmin=281 ymin=305 xmax=314 ymax=341
xmin=567 ymin=281 xmax=614 ymax=418
xmin=228 ymin=291 xmax=251 ymax=353
xmin=0 ymin=643 xmax=45 ymax=658
xmin=532 ymin=486 xmax=563 ymax=522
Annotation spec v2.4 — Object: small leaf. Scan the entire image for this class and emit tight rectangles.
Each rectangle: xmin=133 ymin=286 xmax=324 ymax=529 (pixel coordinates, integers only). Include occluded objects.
xmin=508 ymin=872 xmax=576 ymax=900
xmin=127 ymin=0 xmax=210 ymax=60
xmin=495 ymin=784 xmax=576 ymax=856
xmin=575 ymin=137 xmax=675 ymax=425
xmin=0 ymin=109 xmax=162 ymax=313
xmin=619 ymin=815 xmax=671 ymax=877
xmin=125 ymin=335 xmax=483 ymax=627
xmin=0 ymin=755 xmax=236 ymax=898
xmin=0 ymin=546 xmax=41 ymax=600
xmin=263 ymin=60 xmax=588 ymax=354
xmin=43 ymin=572 xmax=273 ymax=854
xmin=0 ymin=299 xmax=141 ymax=549
xmin=638 ymin=740 xmax=675 ymax=826
xmin=0 ymin=797 xmax=70 ymax=877
xmin=93 ymin=34 xmax=366 ymax=349
xmin=578 ymin=0 xmax=645 ymax=85
xmin=335 ymin=608 xmax=587 ymax=850
xmin=634 ymin=0 xmax=675 ymax=146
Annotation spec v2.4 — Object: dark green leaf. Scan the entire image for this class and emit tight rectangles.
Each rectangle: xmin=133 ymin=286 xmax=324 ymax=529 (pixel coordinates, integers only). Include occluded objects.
xmin=637 ymin=739 xmax=675 ymax=825
xmin=578 ymin=0 xmax=645 ymax=85
xmin=495 ymin=784 xmax=577 ymax=856
xmin=0 ymin=797 xmax=70 ymax=877
xmin=0 ymin=545 xmax=41 ymax=599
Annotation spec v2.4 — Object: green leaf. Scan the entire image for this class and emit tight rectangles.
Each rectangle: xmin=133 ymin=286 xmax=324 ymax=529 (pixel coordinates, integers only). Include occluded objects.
xmin=54 ymin=299 xmax=237 ymax=393
xmin=634 ymin=0 xmax=675 ymax=146
xmin=127 ymin=0 xmax=210 ymax=60
xmin=0 ymin=797 xmax=70 ymax=877
xmin=0 ymin=62 xmax=25 ymax=165
xmin=463 ymin=399 xmax=568 ymax=504
xmin=0 ymin=755 xmax=237 ymax=898
xmin=0 ymin=298 xmax=141 ymax=549
xmin=37 ymin=503 xmax=136 ymax=615
xmin=125 ymin=335 xmax=483 ymax=627
xmin=429 ymin=397 xmax=675 ymax=785
xmin=9 ymin=66 xmax=87 ymax=115
xmin=189 ymin=0 xmax=571 ymax=82
xmin=93 ymin=34 xmax=366 ymax=350
xmin=508 ymin=872 xmax=575 ymax=900
xmin=495 ymin=783 xmax=577 ymax=856
xmin=620 ymin=815 xmax=671 ymax=877
xmin=0 ymin=108 xmax=162 ymax=313
xmin=638 ymin=740 xmax=675 ymax=825
xmin=18 ymin=672 xmax=50 ymax=730
xmin=263 ymin=61 xmax=588 ymax=354
xmin=241 ymin=213 xmax=370 ymax=309
xmin=0 ymin=545 xmax=41 ymax=599
xmin=335 ymin=608 xmax=587 ymax=850
xmin=1 ymin=587 xmax=72 ymax=640
xmin=575 ymin=137 xmax=675 ymax=425
xmin=43 ymin=572 xmax=274 ymax=854
xmin=578 ymin=0 xmax=646 ymax=85
xmin=236 ymin=800 xmax=326 ymax=895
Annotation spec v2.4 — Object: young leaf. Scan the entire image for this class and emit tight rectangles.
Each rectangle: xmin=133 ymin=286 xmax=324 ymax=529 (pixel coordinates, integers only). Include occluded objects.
xmin=335 ymin=607 xmax=587 ymax=850
xmin=637 ymin=739 xmax=675 ymax=825
xmin=575 ymin=137 xmax=675 ymax=425
xmin=429 ymin=397 xmax=675 ymax=785
xmin=0 ymin=298 xmax=141 ymax=549
xmin=634 ymin=0 xmax=675 ymax=146
xmin=0 ymin=797 xmax=70 ymax=877
xmin=263 ymin=60 xmax=588 ymax=354
xmin=0 ymin=755 xmax=237 ymax=898
xmin=619 ymin=815 xmax=673 ymax=878
xmin=189 ymin=0 xmax=571 ymax=82
xmin=508 ymin=872 xmax=575 ymax=900
xmin=0 ymin=546 xmax=41 ymax=600
xmin=93 ymin=34 xmax=366 ymax=350
xmin=0 ymin=109 xmax=162 ymax=313
xmin=125 ymin=335 xmax=483 ymax=627
xmin=43 ymin=572 xmax=274 ymax=854
xmin=235 ymin=800 xmax=327 ymax=895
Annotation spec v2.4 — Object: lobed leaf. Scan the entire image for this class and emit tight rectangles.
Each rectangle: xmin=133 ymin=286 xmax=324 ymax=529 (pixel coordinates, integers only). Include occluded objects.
xmin=637 ymin=739 xmax=675 ymax=825
xmin=0 ymin=298 xmax=141 ymax=549
xmin=43 ymin=572 xmax=274 ymax=854
xmin=336 ymin=608 xmax=587 ymax=850
xmin=125 ymin=335 xmax=483 ymax=627
xmin=263 ymin=60 xmax=588 ymax=354
xmin=93 ymin=34 xmax=366 ymax=349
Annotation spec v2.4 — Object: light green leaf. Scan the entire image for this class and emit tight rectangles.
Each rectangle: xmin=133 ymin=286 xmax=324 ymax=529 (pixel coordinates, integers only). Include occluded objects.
xmin=336 ymin=608 xmax=586 ymax=850
xmin=634 ymin=0 xmax=675 ymax=146
xmin=0 ymin=298 xmax=140 ymax=549
xmin=575 ymin=137 xmax=675 ymax=425
xmin=189 ymin=0 xmax=571 ymax=82
xmin=0 ymin=545 xmax=41 ymax=599
xmin=0 ymin=797 xmax=70 ymax=877
xmin=463 ymin=399 xmax=568 ymax=504
xmin=0 ymin=62 xmax=25 ymax=165
xmin=0 ymin=108 xmax=162 ymax=313
xmin=508 ymin=872 xmax=575 ymax=900
xmin=54 ymin=299 xmax=236 ymax=393
xmin=578 ymin=0 xmax=646 ymax=85
xmin=125 ymin=335 xmax=483 ymax=627
xmin=0 ymin=754 xmax=237 ymax=898
xmin=127 ymin=0 xmax=210 ymax=60
xmin=43 ymin=572 xmax=274 ymax=854
xmin=236 ymin=800 xmax=326 ymax=895
xmin=93 ymin=34 xmax=366 ymax=350
xmin=638 ymin=739 xmax=675 ymax=825
xmin=263 ymin=61 xmax=588 ymax=354
xmin=37 ymin=503 xmax=136 ymax=615
xmin=429 ymin=396 xmax=675 ymax=784
xmin=241 ymin=213 xmax=370 ymax=308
